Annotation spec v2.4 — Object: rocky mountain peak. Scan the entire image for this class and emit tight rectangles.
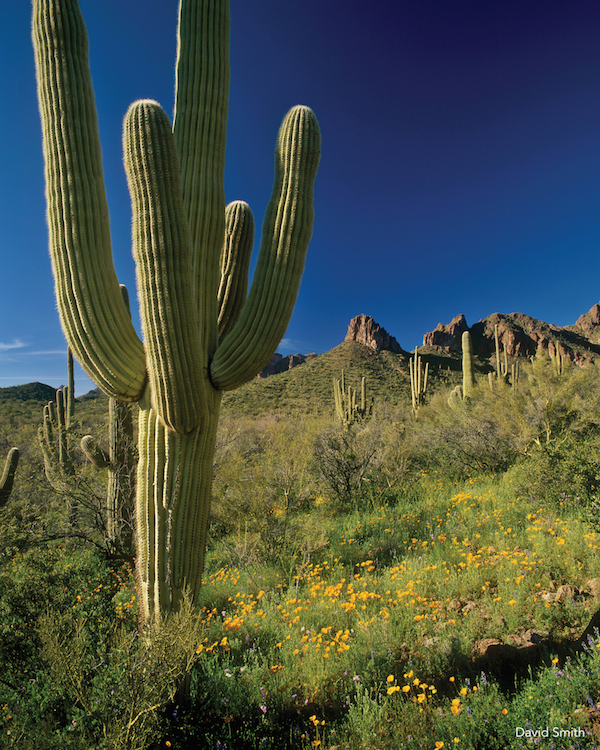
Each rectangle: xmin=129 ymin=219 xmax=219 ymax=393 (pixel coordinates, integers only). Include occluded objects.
xmin=422 ymin=304 xmax=600 ymax=366
xmin=344 ymin=314 xmax=402 ymax=353
xmin=422 ymin=313 xmax=468 ymax=351
xmin=575 ymin=302 xmax=600 ymax=343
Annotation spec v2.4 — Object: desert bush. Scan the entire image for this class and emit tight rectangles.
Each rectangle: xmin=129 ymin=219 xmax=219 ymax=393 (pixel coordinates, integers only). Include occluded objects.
xmin=505 ymin=430 xmax=600 ymax=514
xmin=404 ymin=386 xmax=520 ymax=478
xmin=211 ymin=414 xmax=322 ymax=568
xmin=404 ymin=356 xmax=600 ymax=480
xmin=313 ymin=420 xmax=383 ymax=511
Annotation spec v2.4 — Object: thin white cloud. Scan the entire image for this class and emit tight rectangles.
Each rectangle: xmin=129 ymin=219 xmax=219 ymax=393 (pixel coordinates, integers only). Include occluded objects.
xmin=0 ymin=339 xmax=27 ymax=352
xmin=279 ymin=338 xmax=308 ymax=353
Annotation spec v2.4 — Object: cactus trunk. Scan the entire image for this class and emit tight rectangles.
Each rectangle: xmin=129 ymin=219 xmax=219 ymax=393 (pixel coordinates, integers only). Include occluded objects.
xmin=136 ymin=393 xmax=221 ymax=620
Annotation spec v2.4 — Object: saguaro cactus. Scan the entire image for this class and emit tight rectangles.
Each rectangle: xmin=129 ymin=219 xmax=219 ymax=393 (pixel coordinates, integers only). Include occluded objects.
xmin=0 ymin=448 xmax=19 ymax=509
xmin=81 ymin=285 xmax=136 ymax=553
xmin=409 ymin=347 xmax=428 ymax=413
xmin=33 ymin=0 xmax=320 ymax=622
xmin=462 ymin=331 xmax=475 ymax=398
xmin=39 ymin=386 xmax=74 ymax=490
xmin=333 ymin=371 xmax=372 ymax=427
xmin=81 ymin=397 xmax=136 ymax=553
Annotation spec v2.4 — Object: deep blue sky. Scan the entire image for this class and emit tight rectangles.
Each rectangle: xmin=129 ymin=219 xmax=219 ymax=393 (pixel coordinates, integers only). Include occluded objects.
xmin=2 ymin=1 xmax=600 ymax=394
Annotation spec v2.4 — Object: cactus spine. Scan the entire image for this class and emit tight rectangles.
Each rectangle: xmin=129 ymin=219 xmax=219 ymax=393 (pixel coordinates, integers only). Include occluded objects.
xmin=462 ymin=330 xmax=475 ymax=397
xmin=333 ymin=371 xmax=372 ymax=426
xmin=33 ymin=0 xmax=320 ymax=621
xmin=409 ymin=347 xmax=428 ymax=413
xmin=0 ymin=448 xmax=19 ymax=508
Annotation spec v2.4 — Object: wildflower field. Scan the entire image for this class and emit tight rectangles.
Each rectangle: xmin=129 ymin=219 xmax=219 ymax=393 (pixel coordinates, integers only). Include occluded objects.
xmin=1 ymin=357 xmax=600 ymax=748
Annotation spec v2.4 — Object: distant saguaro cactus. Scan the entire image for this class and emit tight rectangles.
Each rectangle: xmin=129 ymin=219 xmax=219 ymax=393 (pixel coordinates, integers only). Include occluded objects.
xmin=409 ymin=347 xmax=428 ymax=413
xmin=33 ymin=0 xmax=320 ymax=621
xmin=462 ymin=331 xmax=475 ymax=398
xmin=333 ymin=371 xmax=372 ymax=427
xmin=81 ymin=285 xmax=137 ymax=553
xmin=0 ymin=448 xmax=19 ymax=508
xmin=39 ymin=386 xmax=74 ymax=490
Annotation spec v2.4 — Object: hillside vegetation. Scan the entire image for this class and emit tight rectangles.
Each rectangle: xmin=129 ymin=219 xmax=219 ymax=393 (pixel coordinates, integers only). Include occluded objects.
xmin=1 ymin=348 xmax=600 ymax=748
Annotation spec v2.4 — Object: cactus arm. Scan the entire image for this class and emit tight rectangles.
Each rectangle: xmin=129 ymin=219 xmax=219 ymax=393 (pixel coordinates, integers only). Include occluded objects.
xmin=173 ymin=0 xmax=229 ymax=357
xmin=32 ymin=0 xmax=146 ymax=401
xmin=218 ymin=201 xmax=254 ymax=341
xmin=123 ymin=100 xmax=207 ymax=434
xmin=210 ymin=105 xmax=321 ymax=390
xmin=0 ymin=448 xmax=19 ymax=508
xmin=81 ymin=435 xmax=110 ymax=468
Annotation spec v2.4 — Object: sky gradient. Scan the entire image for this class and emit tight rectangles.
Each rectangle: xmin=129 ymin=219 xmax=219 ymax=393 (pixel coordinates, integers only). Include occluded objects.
xmin=2 ymin=1 xmax=600 ymax=395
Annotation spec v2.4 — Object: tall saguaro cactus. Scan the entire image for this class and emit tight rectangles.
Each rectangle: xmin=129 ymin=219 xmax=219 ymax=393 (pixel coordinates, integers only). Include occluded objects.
xmin=33 ymin=0 xmax=321 ymax=622
xmin=462 ymin=330 xmax=476 ymax=398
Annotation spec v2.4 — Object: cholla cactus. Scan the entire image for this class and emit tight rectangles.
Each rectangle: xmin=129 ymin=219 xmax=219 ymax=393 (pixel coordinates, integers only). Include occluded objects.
xmin=33 ymin=0 xmax=320 ymax=621
xmin=0 ymin=448 xmax=19 ymax=509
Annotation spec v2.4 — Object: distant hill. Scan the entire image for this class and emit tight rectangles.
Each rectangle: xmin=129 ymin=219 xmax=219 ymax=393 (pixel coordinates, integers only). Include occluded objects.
xmin=223 ymin=302 xmax=600 ymax=416
xmin=5 ymin=301 xmax=600 ymax=416
xmin=0 ymin=382 xmax=57 ymax=403
xmin=221 ymin=341 xmax=460 ymax=416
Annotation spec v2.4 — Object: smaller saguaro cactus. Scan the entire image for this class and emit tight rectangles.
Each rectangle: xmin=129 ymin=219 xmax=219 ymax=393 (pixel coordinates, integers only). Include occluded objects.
xmin=81 ymin=285 xmax=137 ymax=553
xmin=39 ymin=385 xmax=74 ymax=490
xmin=409 ymin=347 xmax=429 ymax=414
xmin=81 ymin=399 xmax=136 ymax=553
xmin=447 ymin=385 xmax=463 ymax=410
xmin=551 ymin=349 xmax=564 ymax=377
xmin=0 ymin=448 xmax=19 ymax=509
xmin=511 ymin=361 xmax=519 ymax=388
xmin=333 ymin=371 xmax=373 ymax=427
xmin=462 ymin=330 xmax=475 ymax=398
xmin=494 ymin=324 xmax=508 ymax=380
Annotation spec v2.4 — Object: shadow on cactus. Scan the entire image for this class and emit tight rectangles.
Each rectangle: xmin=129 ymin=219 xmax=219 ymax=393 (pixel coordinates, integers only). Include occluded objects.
xmin=32 ymin=0 xmax=320 ymax=622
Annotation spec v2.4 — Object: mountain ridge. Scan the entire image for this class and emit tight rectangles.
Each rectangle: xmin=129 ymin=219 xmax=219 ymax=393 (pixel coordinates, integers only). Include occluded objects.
xmin=4 ymin=302 xmax=600 ymax=405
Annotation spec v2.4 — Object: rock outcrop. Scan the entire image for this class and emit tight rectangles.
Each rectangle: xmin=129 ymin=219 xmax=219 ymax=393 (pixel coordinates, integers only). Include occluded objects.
xmin=344 ymin=314 xmax=402 ymax=353
xmin=422 ymin=304 xmax=600 ymax=366
xmin=257 ymin=352 xmax=316 ymax=379
xmin=574 ymin=302 xmax=600 ymax=344
xmin=422 ymin=313 xmax=468 ymax=351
